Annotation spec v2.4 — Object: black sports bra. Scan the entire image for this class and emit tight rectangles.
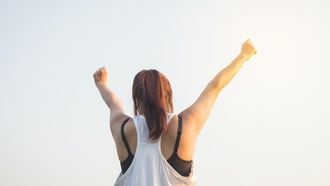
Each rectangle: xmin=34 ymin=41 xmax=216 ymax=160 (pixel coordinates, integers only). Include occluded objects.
xmin=120 ymin=115 xmax=192 ymax=177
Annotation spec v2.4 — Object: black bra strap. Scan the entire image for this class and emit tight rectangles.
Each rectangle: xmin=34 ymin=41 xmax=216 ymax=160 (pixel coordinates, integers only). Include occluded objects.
xmin=173 ymin=115 xmax=183 ymax=154
xmin=121 ymin=118 xmax=133 ymax=156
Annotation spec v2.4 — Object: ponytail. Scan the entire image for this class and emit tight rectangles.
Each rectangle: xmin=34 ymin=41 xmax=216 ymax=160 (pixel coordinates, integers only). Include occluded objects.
xmin=132 ymin=69 xmax=173 ymax=140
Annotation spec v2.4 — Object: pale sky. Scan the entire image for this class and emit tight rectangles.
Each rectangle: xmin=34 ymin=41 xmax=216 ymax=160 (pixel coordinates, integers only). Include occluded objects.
xmin=0 ymin=0 xmax=329 ymax=185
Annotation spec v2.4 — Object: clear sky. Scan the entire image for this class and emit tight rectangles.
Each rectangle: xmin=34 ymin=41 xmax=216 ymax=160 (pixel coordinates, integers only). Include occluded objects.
xmin=1 ymin=0 xmax=329 ymax=185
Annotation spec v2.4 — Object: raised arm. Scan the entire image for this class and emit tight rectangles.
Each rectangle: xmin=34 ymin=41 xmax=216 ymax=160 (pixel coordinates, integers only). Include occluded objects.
xmin=93 ymin=67 xmax=127 ymax=130
xmin=180 ymin=39 xmax=257 ymax=133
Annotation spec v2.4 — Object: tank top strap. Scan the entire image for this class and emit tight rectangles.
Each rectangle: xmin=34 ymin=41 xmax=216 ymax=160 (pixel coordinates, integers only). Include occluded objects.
xmin=173 ymin=115 xmax=182 ymax=153
xmin=120 ymin=118 xmax=133 ymax=156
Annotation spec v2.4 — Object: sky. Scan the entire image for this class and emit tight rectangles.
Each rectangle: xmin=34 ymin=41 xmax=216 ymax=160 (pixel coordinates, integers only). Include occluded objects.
xmin=0 ymin=0 xmax=329 ymax=185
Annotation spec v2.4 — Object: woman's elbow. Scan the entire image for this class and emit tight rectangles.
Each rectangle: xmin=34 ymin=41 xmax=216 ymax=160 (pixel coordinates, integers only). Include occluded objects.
xmin=208 ymin=79 xmax=224 ymax=92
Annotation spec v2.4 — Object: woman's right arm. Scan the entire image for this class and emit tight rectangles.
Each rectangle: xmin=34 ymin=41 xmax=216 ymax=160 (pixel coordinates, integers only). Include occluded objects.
xmin=180 ymin=39 xmax=257 ymax=134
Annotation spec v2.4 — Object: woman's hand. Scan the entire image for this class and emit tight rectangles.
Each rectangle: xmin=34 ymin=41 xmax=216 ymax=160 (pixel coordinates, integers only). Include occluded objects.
xmin=240 ymin=39 xmax=257 ymax=60
xmin=93 ymin=67 xmax=108 ymax=87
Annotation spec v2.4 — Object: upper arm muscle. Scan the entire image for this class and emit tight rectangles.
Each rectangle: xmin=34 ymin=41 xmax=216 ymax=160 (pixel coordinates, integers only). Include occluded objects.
xmin=180 ymin=83 xmax=222 ymax=133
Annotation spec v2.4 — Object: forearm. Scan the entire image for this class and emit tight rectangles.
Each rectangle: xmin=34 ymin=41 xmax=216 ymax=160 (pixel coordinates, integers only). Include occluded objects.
xmin=210 ymin=54 xmax=249 ymax=91
xmin=182 ymin=40 xmax=256 ymax=133
xmin=96 ymin=84 xmax=123 ymax=111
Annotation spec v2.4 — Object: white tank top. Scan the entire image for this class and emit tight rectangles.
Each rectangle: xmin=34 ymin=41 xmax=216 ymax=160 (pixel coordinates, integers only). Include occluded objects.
xmin=114 ymin=114 xmax=197 ymax=186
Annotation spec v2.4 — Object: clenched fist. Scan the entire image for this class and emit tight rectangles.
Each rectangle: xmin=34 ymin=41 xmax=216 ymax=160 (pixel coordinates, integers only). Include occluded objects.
xmin=93 ymin=67 xmax=108 ymax=87
xmin=240 ymin=39 xmax=257 ymax=60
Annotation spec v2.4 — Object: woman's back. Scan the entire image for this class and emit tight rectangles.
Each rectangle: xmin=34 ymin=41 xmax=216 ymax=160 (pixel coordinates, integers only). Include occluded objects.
xmin=115 ymin=114 xmax=197 ymax=186
xmin=121 ymin=114 xmax=196 ymax=165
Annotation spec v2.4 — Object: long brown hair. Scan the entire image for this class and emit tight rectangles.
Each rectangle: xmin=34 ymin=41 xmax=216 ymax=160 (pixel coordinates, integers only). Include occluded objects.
xmin=132 ymin=69 xmax=173 ymax=140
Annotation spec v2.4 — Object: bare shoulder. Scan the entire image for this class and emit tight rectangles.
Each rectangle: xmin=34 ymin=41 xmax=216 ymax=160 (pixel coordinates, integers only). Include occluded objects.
xmin=176 ymin=113 xmax=198 ymax=160
xmin=179 ymin=109 xmax=200 ymax=134
xmin=110 ymin=114 xmax=133 ymax=140
xmin=111 ymin=115 xmax=137 ymax=161
xmin=124 ymin=118 xmax=137 ymax=139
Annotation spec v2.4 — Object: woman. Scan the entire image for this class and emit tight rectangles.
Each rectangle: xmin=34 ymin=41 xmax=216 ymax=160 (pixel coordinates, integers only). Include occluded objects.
xmin=93 ymin=39 xmax=257 ymax=185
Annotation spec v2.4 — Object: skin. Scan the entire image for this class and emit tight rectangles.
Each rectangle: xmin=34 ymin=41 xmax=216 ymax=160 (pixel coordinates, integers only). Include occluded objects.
xmin=93 ymin=39 xmax=257 ymax=163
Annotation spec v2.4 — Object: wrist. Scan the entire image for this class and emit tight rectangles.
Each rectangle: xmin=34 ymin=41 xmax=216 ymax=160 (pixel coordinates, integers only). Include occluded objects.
xmin=238 ymin=53 xmax=251 ymax=61
xmin=96 ymin=82 xmax=109 ymax=89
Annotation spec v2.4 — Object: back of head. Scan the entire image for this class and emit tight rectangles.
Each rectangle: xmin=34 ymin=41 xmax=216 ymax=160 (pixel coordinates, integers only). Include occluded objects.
xmin=132 ymin=69 xmax=173 ymax=140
